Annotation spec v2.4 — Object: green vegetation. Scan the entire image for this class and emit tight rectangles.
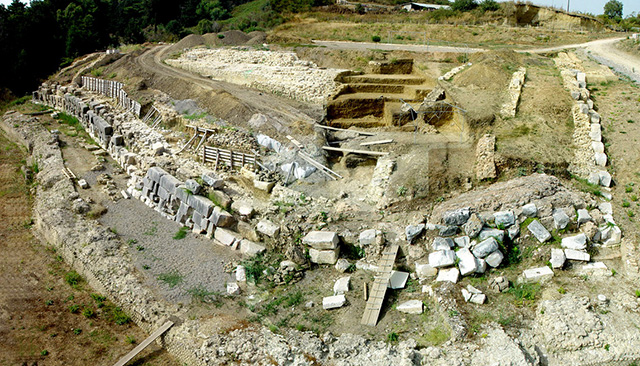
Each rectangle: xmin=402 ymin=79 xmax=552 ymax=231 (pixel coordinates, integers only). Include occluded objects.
xmin=157 ymin=271 xmax=184 ymax=288
xmin=143 ymin=222 xmax=158 ymax=236
xmin=187 ymin=286 xmax=220 ymax=304
xmin=508 ymin=282 xmax=540 ymax=305
xmin=64 ymin=270 xmax=83 ymax=289
xmin=173 ymin=226 xmax=189 ymax=240
xmin=241 ymin=254 xmax=267 ymax=283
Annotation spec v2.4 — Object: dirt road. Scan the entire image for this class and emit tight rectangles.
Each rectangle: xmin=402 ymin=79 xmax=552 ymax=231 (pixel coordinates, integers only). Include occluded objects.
xmin=523 ymin=37 xmax=640 ymax=83
xmin=311 ymin=39 xmax=484 ymax=54
xmin=136 ymin=45 xmax=323 ymax=127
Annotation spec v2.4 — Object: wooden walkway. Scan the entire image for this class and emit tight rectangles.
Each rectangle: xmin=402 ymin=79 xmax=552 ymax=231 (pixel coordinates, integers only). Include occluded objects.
xmin=112 ymin=320 xmax=174 ymax=366
xmin=361 ymin=244 xmax=399 ymax=326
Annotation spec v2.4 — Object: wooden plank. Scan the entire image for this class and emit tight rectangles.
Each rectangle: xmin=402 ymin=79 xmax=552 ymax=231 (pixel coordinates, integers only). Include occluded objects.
xmin=360 ymin=139 xmax=393 ymax=146
xmin=361 ymin=244 xmax=399 ymax=327
xmin=322 ymin=146 xmax=389 ymax=156
xmin=298 ymin=151 xmax=343 ymax=180
xmin=314 ymin=123 xmax=376 ymax=136
xmin=112 ymin=320 xmax=174 ymax=366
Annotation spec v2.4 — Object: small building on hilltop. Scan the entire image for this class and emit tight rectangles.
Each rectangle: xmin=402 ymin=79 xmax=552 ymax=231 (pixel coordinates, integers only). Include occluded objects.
xmin=400 ymin=3 xmax=451 ymax=12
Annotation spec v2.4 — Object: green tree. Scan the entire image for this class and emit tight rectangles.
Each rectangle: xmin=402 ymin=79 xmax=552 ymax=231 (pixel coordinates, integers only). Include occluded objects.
xmin=479 ymin=0 xmax=499 ymax=12
xmin=451 ymin=0 xmax=477 ymax=12
xmin=197 ymin=0 xmax=229 ymax=21
xmin=604 ymin=0 xmax=623 ymax=21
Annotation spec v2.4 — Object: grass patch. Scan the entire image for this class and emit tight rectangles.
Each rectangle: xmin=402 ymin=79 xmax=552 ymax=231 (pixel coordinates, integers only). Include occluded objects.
xmin=64 ymin=270 xmax=83 ymax=289
xmin=143 ymin=222 xmax=158 ymax=236
xmin=571 ymin=175 xmax=602 ymax=198
xmin=240 ymin=254 xmax=266 ymax=283
xmin=173 ymin=226 xmax=188 ymax=240
xmin=110 ymin=307 xmax=131 ymax=325
xmin=187 ymin=286 xmax=221 ymax=304
xmin=157 ymin=271 xmax=183 ymax=288
xmin=507 ymin=282 xmax=540 ymax=306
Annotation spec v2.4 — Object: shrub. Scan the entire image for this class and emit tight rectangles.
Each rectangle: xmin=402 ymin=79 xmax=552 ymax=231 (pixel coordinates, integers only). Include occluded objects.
xmin=82 ymin=307 xmax=95 ymax=318
xmin=157 ymin=271 xmax=183 ymax=288
xmin=479 ymin=0 xmax=499 ymax=12
xmin=372 ymin=35 xmax=381 ymax=43
xmin=173 ymin=226 xmax=188 ymax=240
xmin=451 ymin=0 xmax=477 ymax=12
xmin=111 ymin=307 xmax=131 ymax=325
xmin=64 ymin=271 xmax=83 ymax=288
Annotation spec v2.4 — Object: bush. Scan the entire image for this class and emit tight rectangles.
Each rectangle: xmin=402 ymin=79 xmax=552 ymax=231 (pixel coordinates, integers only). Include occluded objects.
xmin=64 ymin=271 xmax=83 ymax=288
xmin=451 ymin=0 xmax=477 ymax=12
xmin=372 ymin=35 xmax=381 ymax=43
xmin=479 ymin=0 xmax=499 ymax=12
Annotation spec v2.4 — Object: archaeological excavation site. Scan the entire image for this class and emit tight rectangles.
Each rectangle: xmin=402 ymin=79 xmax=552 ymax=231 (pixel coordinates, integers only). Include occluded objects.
xmin=3 ymin=15 xmax=640 ymax=366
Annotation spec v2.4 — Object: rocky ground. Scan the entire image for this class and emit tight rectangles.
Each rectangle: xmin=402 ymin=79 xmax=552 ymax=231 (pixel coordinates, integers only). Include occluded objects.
xmin=4 ymin=27 xmax=640 ymax=366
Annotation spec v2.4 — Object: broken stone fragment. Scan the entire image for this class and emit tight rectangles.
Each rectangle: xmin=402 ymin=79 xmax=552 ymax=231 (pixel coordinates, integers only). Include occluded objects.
xmin=442 ymin=207 xmax=470 ymax=226
xmin=435 ymin=268 xmax=459 ymax=283
xmin=472 ymin=237 xmax=499 ymax=259
xmin=577 ymin=209 xmax=592 ymax=224
xmin=527 ymin=220 xmax=551 ymax=243
xmin=561 ymin=233 xmax=587 ymax=250
xmin=553 ymin=209 xmax=571 ymax=230
xmin=257 ymin=219 xmax=280 ymax=238
xmin=485 ymin=250 xmax=504 ymax=268
xmin=456 ymin=247 xmax=477 ymax=276
xmin=550 ymin=248 xmax=566 ymax=269
xmin=388 ymin=271 xmax=409 ymax=289
xmin=405 ymin=224 xmax=425 ymax=243
xmin=415 ymin=263 xmax=438 ymax=279
xmin=478 ymin=228 xmax=504 ymax=243
xmin=333 ymin=276 xmax=350 ymax=295
xmin=493 ymin=211 xmax=515 ymax=227
xmin=334 ymin=258 xmax=350 ymax=273
xmin=396 ymin=300 xmax=423 ymax=314
xmin=522 ymin=203 xmax=537 ymax=217
xmin=462 ymin=213 xmax=483 ymax=238
xmin=323 ymin=295 xmax=346 ymax=310
xmin=303 ymin=231 xmax=339 ymax=250
xmin=359 ymin=229 xmax=382 ymax=246
xmin=78 ymin=179 xmax=89 ymax=189
xmin=309 ymin=248 xmax=339 ymax=265
xmin=227 ymin=282 xmax=240 ymax=295
xmin=432 ymin=237 xmax=454 ymax=251
xmin=453 ymin=236 xmax=470 ymax=248
xmin=429 ymin=249 xmax=456 ymax=268
xmin=564 ymin=248 xmax=590 ymax=262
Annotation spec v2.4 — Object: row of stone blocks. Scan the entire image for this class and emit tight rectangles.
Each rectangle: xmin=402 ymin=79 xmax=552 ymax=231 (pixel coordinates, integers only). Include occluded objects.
xmin=33 ymin=85 xmax=114 ymax=148
xmin=140 ymin=166 xmax=265 ymax=257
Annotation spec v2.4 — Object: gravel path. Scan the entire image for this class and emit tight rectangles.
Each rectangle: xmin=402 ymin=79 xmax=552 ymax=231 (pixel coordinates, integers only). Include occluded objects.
xmin=99 ymin=198 xmax=237 ymax=305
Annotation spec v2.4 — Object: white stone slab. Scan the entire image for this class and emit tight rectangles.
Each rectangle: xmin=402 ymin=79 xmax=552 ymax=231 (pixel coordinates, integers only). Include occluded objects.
xmin=521 ymin=266 xmax=554 ymax=283
xmin=396 ymin=300 xmax=423 ymax=314
xmin=309 ymin=248 xmax=340 ymax=265
xmin=528 ymin=220 xmax=551 ymax=243
xmin=550 ymin=248 xmax=566 ymax=269
xmin=564 ymin=249 xmax=590 ymax=261
xmin=415 ymin=263 xmax=438 ymax=279
xmin=561 ymin=233 xmax=587 ymax=250
xmin=303 ymin=231 xmax=339 ymax=250
xmin=388 ymin=271 xmax=409 ymax=289
xmin=429 ymin=249 xmax=456 ymax=268
xmin=456 ymin=247 xmax=478 ymax=276
xmin=323 ymin=295 xmax=346 ymax=310
xmin=333 ymin=276 xmax=351 ymax=295
xmin=257 ymin=219 xmax=280 ymax=238
xmin=435 ymin=268 xmax=460 ymax=283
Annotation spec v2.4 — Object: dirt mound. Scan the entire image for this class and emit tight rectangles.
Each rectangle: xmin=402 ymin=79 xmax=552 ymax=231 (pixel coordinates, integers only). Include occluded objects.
xmin=165 ymin=34 xmax=206 ymax=55
xmin=455 ymin=50 xmax=523 ymax=91
xmin=218 ymin=30 xmax=250 ymax=45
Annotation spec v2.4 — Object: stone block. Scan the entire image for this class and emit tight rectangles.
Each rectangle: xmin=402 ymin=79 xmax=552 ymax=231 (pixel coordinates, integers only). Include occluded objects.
xmin=564 ymin=249 xmax=590 ymax=262
xmin=257 ymin=219 xmax=280 ymax=238
xmin=396 ymin=300 xmax=423 ymax=314
xmin=147 ymin=166 xmax=167 ymax=182
xmin=188 ymin=195 xmax=215 ymax=217
xmin=333 ymin=276 xmax=351 ymax=295
xmin=435 ymin=268 xmax=460 ymax=283
xmin=236 ymin=265 xmax=246 ymax=282
xmin=561 ymin=233 xmax=587 ymax=250
xmin=239 ymin=240 xmax=266 ymax=257
xmin=428 ymin=249 xmax=456 ymax=268
xmin=214 ymin=228 xmax=242 ymax=246
xmin=472 ymin=237 xmax=499 ymax=258
xmin=209 ymin=189 xmax=231 ymax=210
xmin=432 ymin=237 xmax=454 ymax=251
xmin=415 ymin=263 xmax=438 ymax=278
xmin=579 ymin=262 xmax=611 ymax=277
xmin=388 ymin=271 xmax=409 ymax=289
xmin=211 ymin=206 xmax=236 ymax=228
xmin=192 ymin=211 xmax=203 ymax=228
xmin=599 ymin=171 xmax=612 ymax=187
xmin=494 ymin=211 xmax=515 ymax=227
xmin=335 ymin=259 xmax=351 ymax=273
xmin=470 ymin=293 xmax=486 ymax=305
xmin=485 ymin=250 xmax=504 ymax=268
xmin=454 ymin=236 xmax=470 ymax=248
xmin=237 ymin=221 xmax=259 ymax=242
xmin=475 ymin=258 xmax=487 ymax=274
xmin=253 ymin=180 xmax=275 ymax=192
xmin=78 ymin=179 xmax=89 ymax=189
xmin=405 ymin=224 xmax=425 ymax=243
xmin=323 ymin=295 xmax=346 ymax=310
xmin=231 ymin=201 xmax=254 ymax=218
xmin=478 ymin=228 xmax=504 ymax=243
xmin=309 ymin=248 xmax=340 ymax=265
xmin=185 ymin=179 xmax=202 ymax=195
xmin=521 ymin=266 xmax=554 ymax=283
xmin=456 ymin=247 xmax=478 ymax=276
xmin=522 ymin=203 xmax=537 ymax=217
xmin=598 ymin=202 xmax=613 ymax=215
xmin=152 ymin=142 xmax=164 ymax=156
xmin=592 ymin=141 xmax=605 ymax=154
xmin=463 ymin=213 xmax=484 ymax=238
xmin=507 ymin=224 xmax=520 ymax=240
xmin=227 ymin=283 xmax=240 ymax=295
xmin=594 ymin=153 xmax=607 ymax=167
xmin=174 ymin=185 xmax=190 ymax=203
xmin=550 ymin=248 xmax=566 ymax=269
xmin=159 ymin=174 xmax=182 ymax=196
xmin=603 ymin=225 xmax=621 ymax=246
xmin=577 ymin=209 xmax=592 ymax=224
xmin=590 ymin=124 xmax=602 ymax=142
xmin=359 ymin=229 xmax=382 ymax=246
xmin=439 ymin=225 xmax=458 ymax=237
xmin=202 ymin=171 xmax=224 ymax=188
xmin=528 ymin=220 xmax=551 ymax=243
xmin=303 ymin=231 xmax=339 ymax=250
xmin=553 ymin=209 xmax=571 ymax=230
xmin=443 ymin=207 xmax=470 ymax=226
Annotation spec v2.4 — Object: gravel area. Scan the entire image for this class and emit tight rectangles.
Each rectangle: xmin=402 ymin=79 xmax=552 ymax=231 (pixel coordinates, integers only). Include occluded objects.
xmin=99 ymin=198 xmax=238 ymax=304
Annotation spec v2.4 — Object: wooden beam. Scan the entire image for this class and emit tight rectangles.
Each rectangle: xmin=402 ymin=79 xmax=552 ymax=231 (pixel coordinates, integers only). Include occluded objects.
xmin=314 ymin=124 xmax=376 ymax=136
xmin=112 ymin=320 xmax=174 ymax=366
xmin=322 ymin=146 xmax=389 ymax=156
xmin=360 ymin=139 xmax=393 ymax=146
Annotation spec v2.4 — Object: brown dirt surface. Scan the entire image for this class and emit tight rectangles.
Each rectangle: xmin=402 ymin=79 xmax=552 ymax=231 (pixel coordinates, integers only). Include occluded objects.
xmin=615 ymin=38 xmax=640 ymax=58
xmin=0 ymin=106 xmax=177 ymax=366
xmin=586 ymin=73 xmax=640 ymax=240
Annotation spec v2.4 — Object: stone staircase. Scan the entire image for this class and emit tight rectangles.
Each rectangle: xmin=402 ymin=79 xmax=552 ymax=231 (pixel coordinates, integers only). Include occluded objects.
xmin=326 ymin=59 xmax=434 ymax=129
